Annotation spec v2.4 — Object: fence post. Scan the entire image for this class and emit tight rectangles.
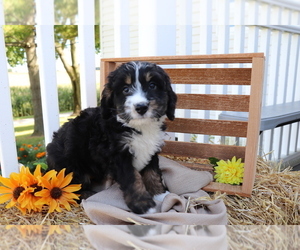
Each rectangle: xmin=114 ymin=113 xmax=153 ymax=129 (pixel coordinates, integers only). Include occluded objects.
xmin=78 ymin=0 xmax=97 ymax=109
xmin=138 ymin=0 xmax=176 ymax=56
xmin=113 ymin=0 xmax=130 ymax=57
xmin=35 ymin=0 xmax=60 ymax=146
xmin=0 ymin=9 xmax=19 ymax=176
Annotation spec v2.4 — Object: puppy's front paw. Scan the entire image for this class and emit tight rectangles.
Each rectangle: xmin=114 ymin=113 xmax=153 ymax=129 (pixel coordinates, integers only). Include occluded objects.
xmin=126 ymin=194 xmax=156 ymax=214
xmin=153 ymin=191 xmax=170 ymax=202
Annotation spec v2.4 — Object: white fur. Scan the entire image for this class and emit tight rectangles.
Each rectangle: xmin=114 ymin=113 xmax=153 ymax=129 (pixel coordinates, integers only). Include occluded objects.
xmin=123 ymin=116 xmax=166 ymax=171
xmin=124 ymin=62 xmax=149 ymax=119
xmin=146 ymin=207 xmax=157 ymax=214
xmin=125 ymin=93 xmax=148 ymax=119
xmin=154 ymin=191 xmax=170 ymax=202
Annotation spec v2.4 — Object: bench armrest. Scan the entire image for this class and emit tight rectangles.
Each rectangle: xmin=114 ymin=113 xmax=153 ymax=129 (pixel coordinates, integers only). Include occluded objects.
xmin=219 ymin=101 xmax=300 ymax=131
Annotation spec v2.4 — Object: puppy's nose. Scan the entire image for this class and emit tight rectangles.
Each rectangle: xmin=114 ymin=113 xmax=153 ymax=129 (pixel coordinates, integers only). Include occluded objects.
xmin=135 ymin=103 xmax=149 ymax=115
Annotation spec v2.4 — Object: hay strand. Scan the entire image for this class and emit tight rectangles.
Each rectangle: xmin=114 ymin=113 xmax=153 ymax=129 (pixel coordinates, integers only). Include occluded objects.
xmin=0 ymin=156 xmax=299 ymax=225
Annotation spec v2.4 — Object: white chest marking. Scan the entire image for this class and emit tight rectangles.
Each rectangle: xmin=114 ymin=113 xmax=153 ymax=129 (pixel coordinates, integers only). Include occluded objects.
xmin=123 ymin=117 xmax=165 ymax=171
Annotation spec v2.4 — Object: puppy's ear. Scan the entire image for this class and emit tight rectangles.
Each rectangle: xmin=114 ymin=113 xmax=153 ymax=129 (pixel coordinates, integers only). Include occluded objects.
xmin=100 ymin=83 xmax=114 ymax=119
xmin=165 ymin=74 xmax=177 ymax=121
xmin=101 ymin=65 xmax=124 ymax=119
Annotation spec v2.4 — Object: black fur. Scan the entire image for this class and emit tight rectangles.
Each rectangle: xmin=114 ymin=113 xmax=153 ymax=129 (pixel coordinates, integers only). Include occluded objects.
xmin=46 ymin=61 xmax=177 ymax=214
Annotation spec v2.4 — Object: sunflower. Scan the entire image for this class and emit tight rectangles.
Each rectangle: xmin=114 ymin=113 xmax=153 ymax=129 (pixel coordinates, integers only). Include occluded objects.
xmin=17 ymin=165 xmax=57 ymax=212
xmin=0 ymin=165 xmax=57 ymax=214
xmin=34 ymin=168 xmax=81 ymax=213
xmin=214 ymin=156 xmax=244 ymax=185
xmin=0 ymin=171 xmax=28 ymax=214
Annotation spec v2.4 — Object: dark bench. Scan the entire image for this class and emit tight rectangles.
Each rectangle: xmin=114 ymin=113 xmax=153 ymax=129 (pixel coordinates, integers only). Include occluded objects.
xmin=219 ymin=100 xmax=300 ymax=133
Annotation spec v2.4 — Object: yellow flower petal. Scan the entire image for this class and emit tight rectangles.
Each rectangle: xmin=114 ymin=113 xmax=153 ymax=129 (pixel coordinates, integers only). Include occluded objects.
xmin=37 ymin=177 xmax=52 ymax=190
xmin=49 ymin=199 xmax=59 ymax=213
xmin=16 ymin=205 xmax=27 ymax=215
xmin=34 ymin=197 xmax=49 ymax=207
xmin=34 ymin=189 xmax=50 ymax=198
xmin=59 ymin=172 xmax=73 ymax=188
xmin=6 ymin=199 xmax=17 ymax=209
xmin=59 ymin=197 xmax=71 ymax=211
xmin=0 ymin=176 xmax=15 ymax=189
xmin=33 ymin=164 xmax=42 ymax=177
xmin=43 ymin=170 xmax=57 ymax=181
xmin=62 ymin=184 xmax=81 ymax=193
xmin=0 ymin=194 xmax=13 ymax=204
xmin=54 ymin=168 xmax=66 ymax=187
xmin=0 ymin=186 xmax=13 ymax=194
xmin=62 ymin=192 xmax=80 ymax=200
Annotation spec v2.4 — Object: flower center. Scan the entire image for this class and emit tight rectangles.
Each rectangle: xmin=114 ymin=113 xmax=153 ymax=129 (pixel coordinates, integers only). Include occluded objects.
xmin=30 ymin=184 xmax=43 ymax=194
xmin=13 ymin=186 xmax=25 ymax=199
xmin=50 ymin=187 xmax=63 ymax=199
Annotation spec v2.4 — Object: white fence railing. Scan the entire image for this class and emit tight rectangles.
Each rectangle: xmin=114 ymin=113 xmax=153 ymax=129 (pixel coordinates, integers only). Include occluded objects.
xmin=0 ymin=0 xmax=300 ymax=177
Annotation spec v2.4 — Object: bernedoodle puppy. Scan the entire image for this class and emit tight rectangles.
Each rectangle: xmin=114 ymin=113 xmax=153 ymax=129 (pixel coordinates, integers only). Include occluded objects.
xmin=46 ymin=61 xmax=177 ymax=214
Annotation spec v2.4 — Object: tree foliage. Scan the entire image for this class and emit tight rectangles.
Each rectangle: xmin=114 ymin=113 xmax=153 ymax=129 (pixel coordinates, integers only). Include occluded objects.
xmin=3 ymin=0 xmax=35 ymax=25
xmin=4 ymin=0 xmax=35 ymax=66
xmin=4 ymin=25 xmax=33 ymax=66
xmin=4 ymin=0 xmax=101 ymax=117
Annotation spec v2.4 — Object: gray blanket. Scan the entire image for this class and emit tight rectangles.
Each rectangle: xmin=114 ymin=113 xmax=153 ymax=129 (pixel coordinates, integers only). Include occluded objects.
xmin=82 ymin=156 xmax=227 ymax=225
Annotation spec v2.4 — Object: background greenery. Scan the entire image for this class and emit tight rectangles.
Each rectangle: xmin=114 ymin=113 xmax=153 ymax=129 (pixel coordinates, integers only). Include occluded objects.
xmin=11 ymin=85 xmax=73 ymax=117
xmin=10 ymin=85 xmax=101 ymax=118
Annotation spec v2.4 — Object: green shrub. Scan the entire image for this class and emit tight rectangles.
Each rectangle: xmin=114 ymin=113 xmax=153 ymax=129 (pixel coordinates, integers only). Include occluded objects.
xmin=57 ymin=86 xmax=74 ymax=112
xmin=10 ymin=85 xmax=101 ymax=118
xmin=10 ymin=85 xmax=75 ymax=117
xmin=10 ymin=87 xmax=33 ymax=117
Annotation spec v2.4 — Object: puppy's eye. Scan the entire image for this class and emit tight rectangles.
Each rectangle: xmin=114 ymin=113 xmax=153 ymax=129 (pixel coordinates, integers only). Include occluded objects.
xmin=123 ymin=86 xmax=130 ymax=94
xmin=149 ymin=82 xmax=157 ymax=90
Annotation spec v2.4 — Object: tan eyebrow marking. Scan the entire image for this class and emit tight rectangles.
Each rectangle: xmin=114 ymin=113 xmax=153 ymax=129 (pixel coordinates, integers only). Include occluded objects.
xmin=125 ymin=75 xmax=132 ymax=85
xmin=145 ymin=72 xmax=152 ymax=82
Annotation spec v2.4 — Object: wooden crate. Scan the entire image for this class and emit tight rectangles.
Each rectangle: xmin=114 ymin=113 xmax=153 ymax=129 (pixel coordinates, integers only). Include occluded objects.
xmin=100 ymin=53 xmax=265 ymax=196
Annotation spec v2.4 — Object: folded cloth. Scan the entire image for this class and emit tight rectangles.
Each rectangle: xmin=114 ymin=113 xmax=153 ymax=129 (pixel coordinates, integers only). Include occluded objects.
xmin=83 ymin=225 xmax=228 ymax=250
xmin=82 ymin=156 xmax=227 ymax=225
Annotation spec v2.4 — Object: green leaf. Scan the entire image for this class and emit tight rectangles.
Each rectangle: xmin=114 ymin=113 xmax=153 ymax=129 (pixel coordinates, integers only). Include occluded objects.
xmin=208 ymin=157 xmax=220 ymax=166
xmin=33 ymin=162 xmax=48 ymax=171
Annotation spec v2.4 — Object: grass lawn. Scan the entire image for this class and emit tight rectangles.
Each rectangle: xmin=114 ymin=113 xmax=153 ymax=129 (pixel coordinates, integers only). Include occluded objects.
xmin=15 ymin=113 xmax=75 ymax=146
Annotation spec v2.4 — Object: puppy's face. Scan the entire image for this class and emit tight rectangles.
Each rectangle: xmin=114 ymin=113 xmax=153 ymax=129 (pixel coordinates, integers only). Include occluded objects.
xmin=102 ymin=61 xmax=177 ymax=125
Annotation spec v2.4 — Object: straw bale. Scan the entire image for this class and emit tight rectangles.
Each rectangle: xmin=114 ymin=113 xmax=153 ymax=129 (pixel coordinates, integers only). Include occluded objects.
xmin=0 ymin=205 xmax=94 ymax=225
xmin=227 ymin=225 xmax=300 ymax=249
xmin=0 ymin=225 xmax=94 ymax=249
xmin=0 ymin=156 xmax=299 ymax=226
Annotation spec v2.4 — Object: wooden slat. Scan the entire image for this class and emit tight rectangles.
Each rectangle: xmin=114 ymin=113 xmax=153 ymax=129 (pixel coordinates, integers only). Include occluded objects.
xmin=166 ymin=118 xmax=248 ymax=137
xmin=176 ymin=94 xmax=250 ymax=111
xmin=202 ymin=182 xmax=250 ymax=197
xmin=101 ymin=53 xmax=264 ymax=65
xmin=242 ymin=57 xmax=265 ymax=195
xmin=179 ymin=162 xmax=214 ymax=172
xmin=100 ymin=61 xmax=117 ymax=91
xmin=164 ymin=68 xmax=252 ymax=85
xmin=162 ymin=141 xmax=246 ymax=160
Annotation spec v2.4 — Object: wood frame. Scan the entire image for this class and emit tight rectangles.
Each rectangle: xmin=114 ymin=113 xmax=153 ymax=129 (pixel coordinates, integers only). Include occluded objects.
xmin=100 ymin=53 xmax=265 ymax=196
